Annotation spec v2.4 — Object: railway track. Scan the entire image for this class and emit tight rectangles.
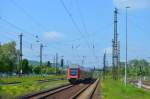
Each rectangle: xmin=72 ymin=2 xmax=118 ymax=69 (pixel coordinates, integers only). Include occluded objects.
xmin=74 ymin=79 xmax=100 ymax=99
xmin=129 ymin=79 xmax=150 ymax=85
xmin=129 ymin=79 xmax=150 ymax=90
xmin=21 ymin=79 xmax=100 ymax=99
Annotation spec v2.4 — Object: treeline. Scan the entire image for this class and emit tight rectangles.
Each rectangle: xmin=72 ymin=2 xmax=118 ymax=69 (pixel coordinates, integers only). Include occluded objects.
xmin=121 ymin=59 xmax=150 ymax=77
xmin=103 ymin=59 xmax=150 ymax=78
xmin=0 ymin=41 xmax=62 ymax=75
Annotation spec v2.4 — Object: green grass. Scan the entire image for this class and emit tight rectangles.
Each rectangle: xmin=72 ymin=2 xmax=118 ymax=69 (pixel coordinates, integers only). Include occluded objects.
xmin=101 ymin=78 xmax=150 ymax=99
xmin=0 ymin=75 xmax=68 ymax=99
xmin=0 ymin=75 xmax=65 ymax=83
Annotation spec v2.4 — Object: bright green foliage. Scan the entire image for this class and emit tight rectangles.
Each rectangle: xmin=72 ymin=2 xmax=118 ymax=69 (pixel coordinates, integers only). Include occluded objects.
xmin=0 ymin=41 xmax=63 ymax=75
xmin=101 ymin=78 xmax=150 ymax=99
xmin=0 ymin=80 xmax=67 ymax=98
xmin=22 ymin=59 xmax=32 ymax=74
xmin=0 ymin=75 xmax=65 ymax=83
xmin=128 ymin=59 xmax=150 ymax=76
xmin=32 ymin=66 xmax=56 ymax=74
xmin=0 ymin=75 xmax=67 ymax=98
xmin=104 ymin=59 xmax=150 ymax=78
xmin=0 ymin=41 xmax=18 ymax=73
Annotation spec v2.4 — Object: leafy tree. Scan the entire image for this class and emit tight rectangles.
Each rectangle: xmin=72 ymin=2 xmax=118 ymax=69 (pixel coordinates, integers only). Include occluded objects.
xmin=128 ymin=59 xmax=150 ymax=76
xmin=22 ymin=59 xmax=31 ymax=74
xmin=47 ymin=61 xmax=51 ymax=67
xmin=103 ymin=59 xmax=150 ymax=78
xmin=33 ymin=66 xmax=41 ymax=74
xmin=0 ymin=41 xmax=18 ymax=73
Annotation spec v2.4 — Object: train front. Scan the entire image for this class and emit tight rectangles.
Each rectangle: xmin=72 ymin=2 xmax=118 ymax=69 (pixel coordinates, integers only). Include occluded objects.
xmin=67 ymin=66 xmax=80 ymax=84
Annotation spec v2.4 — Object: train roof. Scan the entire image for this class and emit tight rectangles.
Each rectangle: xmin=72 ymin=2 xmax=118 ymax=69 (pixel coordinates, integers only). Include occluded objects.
xmin=68 ymin=64 xmax=79 ymax=68
xmin=68 ymin=64 xmax=92 ymax=72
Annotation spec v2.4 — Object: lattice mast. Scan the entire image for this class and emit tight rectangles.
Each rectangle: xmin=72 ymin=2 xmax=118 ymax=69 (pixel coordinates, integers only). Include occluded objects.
xmin=112 ymin=8 xmax=119 ymax=80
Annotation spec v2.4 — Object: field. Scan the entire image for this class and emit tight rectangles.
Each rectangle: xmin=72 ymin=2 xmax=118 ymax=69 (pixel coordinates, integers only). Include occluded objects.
xmin=101 ymin=78 xmax=150 ymax=99
xmin=0 ymin=75 xmax=68 ymax=98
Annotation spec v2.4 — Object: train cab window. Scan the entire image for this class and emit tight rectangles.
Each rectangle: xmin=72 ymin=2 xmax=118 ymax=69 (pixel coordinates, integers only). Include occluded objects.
xmin=70 ymin=68 xmax=77 ymax=76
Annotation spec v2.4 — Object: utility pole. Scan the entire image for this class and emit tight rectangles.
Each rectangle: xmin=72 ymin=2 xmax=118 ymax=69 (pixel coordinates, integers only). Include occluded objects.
xmin=61 ymin=56 xmax=64 ymax=68
xmin=40 ymin=43 xmax=43 ymax=66
xmin=61 ymin=56 xmax=64 ymax=74
xmin=19 ymin=33 xmax=23 ymax=75
xmin=118 ymin=41 xmax=120 ymax=78
xmin=53 ymin=56 xmax=56 ymax=73
xmin=125 ymin=6 xmax=130 ymax=86
xmin=82 ymin=56 xmax=85 ymax=66
xmin=103 ymin=51 xmax=106 ymax=79
xmin=66 ymin=60 xmax=69 ymax=66
xmin=112 ymin=8 xmax=119 ymax=80
xmin=55 ymin=53 xmax=58 ymax=74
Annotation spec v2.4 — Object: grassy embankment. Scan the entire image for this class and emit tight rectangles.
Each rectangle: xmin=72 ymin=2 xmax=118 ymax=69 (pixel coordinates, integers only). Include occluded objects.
xmin=0 ymin=75 xmax=68 ymax=98
xmin=101 ymin=78 xmax=150 ymax=99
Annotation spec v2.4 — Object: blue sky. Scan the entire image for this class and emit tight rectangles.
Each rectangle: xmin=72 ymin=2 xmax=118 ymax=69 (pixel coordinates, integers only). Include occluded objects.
xmin=0 ymin=0 xmax=150 ymax=68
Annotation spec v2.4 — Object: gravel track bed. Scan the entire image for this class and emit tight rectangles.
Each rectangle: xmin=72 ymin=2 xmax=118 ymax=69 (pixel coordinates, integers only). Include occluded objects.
xmin=44 ymin=84 xmax=89 ymax=99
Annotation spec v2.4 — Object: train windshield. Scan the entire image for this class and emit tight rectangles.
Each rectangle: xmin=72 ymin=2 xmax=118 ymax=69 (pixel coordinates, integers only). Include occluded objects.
xmin=70 ymin=68 xmax=78 ymax=76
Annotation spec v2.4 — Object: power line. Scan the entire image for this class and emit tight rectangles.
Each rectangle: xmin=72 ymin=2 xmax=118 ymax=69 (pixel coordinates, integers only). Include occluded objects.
xmin=59 ymin=0 xmax=98 ymax=66
xmin=9 ymin=0 xmax=49 ymax=31
xmin=0 ymin=19 xmax=38 ymax=52
xmin=0 ymin=17 xmax=34 ymax=38
xmin=59 ymin=0 xmax=91 ymax=48
xmin=59 ymin=0 xmax=84 ymax=37
xmin=128 ymin=16 xmax=149 ymax=36
xmin=0 ymin=17 xmax=40 ymax=46
xmin=0 ymin=17 xmax=27 ymax=34
xmin=0 ymin=28 xmax=17 ymax=42
xmin=75 ymin=0 xmax=93 ymax=47
xmin=0 ymin=17 xmax=45 ymax=61
xmin=75 ymin=0 xmax=97 ymax=64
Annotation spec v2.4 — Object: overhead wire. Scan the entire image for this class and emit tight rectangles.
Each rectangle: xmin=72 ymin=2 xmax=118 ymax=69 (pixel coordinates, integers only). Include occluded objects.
xmin=59 ymin=0 xmax=91 ymax=48
xmin=9 ymin=0 xmax=49 ymax=31
xmin=75 ymin=0 xmax=98 ymax=66
xmin=128 ymin=15 xmax=149 ymax=36
xmin=75 ymin=0 xmax=93 ymax=46
xmin=0 ymin=17 xmax=35 ymax=40
xmin=9 ymin=0 xmax=93 ymax=56
xmin=0 ymin=25 xmax=17 ymax=41
xmin=0 ymin=17 xmax=41 ymax=59
xmin=8 ymin=0 xmax=47 ymax=50
xmin=60 ymin=0 xmax=110 ymax=67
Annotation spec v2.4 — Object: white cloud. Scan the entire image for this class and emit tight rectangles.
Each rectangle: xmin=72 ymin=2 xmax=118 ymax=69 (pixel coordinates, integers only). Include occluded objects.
xmin=103 ymin=47 xmax=112 ymax=54
xmin=44 ymin=31 xmax=63 ymax=40
xmin=113 ymin=0 xmax=150 ymax=10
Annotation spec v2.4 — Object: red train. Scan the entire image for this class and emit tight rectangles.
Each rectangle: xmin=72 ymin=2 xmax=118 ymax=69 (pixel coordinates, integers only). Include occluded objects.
xmin=67 ymin=64 xmax=93 ymax=84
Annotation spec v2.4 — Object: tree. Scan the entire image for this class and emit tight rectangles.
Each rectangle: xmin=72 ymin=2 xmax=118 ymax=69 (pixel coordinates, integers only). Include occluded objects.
xmin=0 ymin=41 xmax=18 ymax=74
xmin=22 ymin=59 xmax=31 ymax=74
xmin=128 ymin=59 xmax=150 ymax=77
xmin=33 ymin=66 xmax=41 ymax=74
xmin=47 ymin=61 xmax=51 ymax=67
